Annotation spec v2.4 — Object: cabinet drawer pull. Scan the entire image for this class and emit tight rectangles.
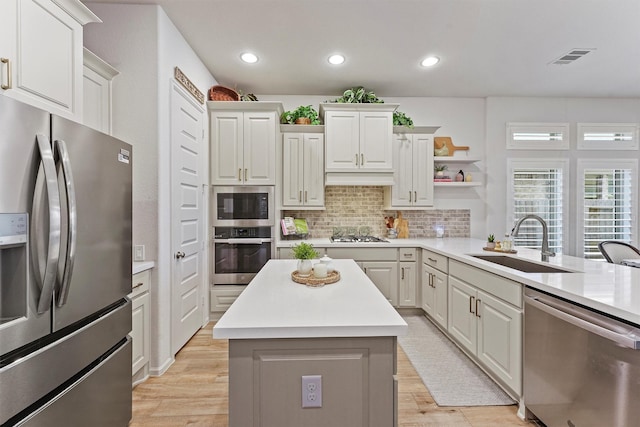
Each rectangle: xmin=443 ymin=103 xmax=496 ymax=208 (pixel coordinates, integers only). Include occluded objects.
xmin=238 ymin=168 xmax=242 ymax=181
xmin=132 ymin=282 xmax=144 ymax=290
xmin=469 ymin=296 xmax=475 ymax=314
xmin=475 ymin=299 xmax=481 ymax=318
xmin=428 ymin=257 xmax=438 ymax=263
xmin=1 ymin=58 xmax=11 ymax=90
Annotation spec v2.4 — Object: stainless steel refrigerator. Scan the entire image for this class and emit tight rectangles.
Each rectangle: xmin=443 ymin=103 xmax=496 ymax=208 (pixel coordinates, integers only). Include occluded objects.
xmin=0 ymin=95 xmax=132 ymax=426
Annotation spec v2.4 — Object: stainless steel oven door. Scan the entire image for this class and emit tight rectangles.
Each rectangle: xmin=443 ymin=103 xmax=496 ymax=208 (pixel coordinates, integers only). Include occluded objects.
xmin=213 ymin=238 xmax=273 ymax=285
xmin=212 ymin=186 xmax=274 ymax=227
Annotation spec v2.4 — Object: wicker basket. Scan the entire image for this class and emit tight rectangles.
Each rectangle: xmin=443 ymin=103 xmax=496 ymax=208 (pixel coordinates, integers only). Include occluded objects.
xmin=291 ymin=270 xmax=340 ymax=287
xmin=208 ymin=85 xmax=240 ymax=101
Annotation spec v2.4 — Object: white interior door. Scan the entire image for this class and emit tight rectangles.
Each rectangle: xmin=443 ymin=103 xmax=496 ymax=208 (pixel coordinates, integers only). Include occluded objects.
xmin=170 ymin=81 xmax=204 ymax=354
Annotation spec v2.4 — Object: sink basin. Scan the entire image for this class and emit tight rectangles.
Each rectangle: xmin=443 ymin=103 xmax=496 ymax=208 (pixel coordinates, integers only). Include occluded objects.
xmin=471 ymin=255 xmax=574 ymax=273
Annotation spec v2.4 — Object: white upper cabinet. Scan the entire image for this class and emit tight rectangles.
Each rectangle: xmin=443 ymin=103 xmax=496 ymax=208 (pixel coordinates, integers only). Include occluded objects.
xmin=385 ymin=127 xmax=439 ymax=208
xmin=209 ymin=101 xmax=283 ymax=185
xmin=0 ymin=0 xmax=100 ymax=120
xmin=282 ymin=126 xmax=325 ymax=208
xmin=320 ymin=103 xmax=398 ymax=186
xmin=83 ymin=48 xmax=118 ymax=134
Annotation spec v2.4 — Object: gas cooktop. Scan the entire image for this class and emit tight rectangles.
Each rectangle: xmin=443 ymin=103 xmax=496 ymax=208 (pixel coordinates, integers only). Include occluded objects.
xmin=330 ymin=235 xmax=389 ymax=243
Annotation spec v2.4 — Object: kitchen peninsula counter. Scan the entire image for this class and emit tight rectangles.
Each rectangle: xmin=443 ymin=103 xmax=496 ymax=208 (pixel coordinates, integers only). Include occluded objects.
xmin=278 ymin=237 xmax=640 ymax=325
xmin=213 ymin=259 xmax=406 ymax=427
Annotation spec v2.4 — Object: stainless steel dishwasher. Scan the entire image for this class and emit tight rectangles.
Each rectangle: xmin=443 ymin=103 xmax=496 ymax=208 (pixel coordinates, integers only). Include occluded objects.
xmin=524 ymin=287 xmax=640 ymax=427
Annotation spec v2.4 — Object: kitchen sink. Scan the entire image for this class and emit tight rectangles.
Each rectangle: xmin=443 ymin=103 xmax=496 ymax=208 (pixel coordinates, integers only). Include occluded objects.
xmin=471 ymin=255 xmax=574 ymax=273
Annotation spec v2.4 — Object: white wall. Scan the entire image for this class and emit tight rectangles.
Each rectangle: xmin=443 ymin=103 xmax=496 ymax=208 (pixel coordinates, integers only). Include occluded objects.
xmin=259 ymin=94 xmax=487 ymax=238
xmin=84 ymin=3 xmax=216 ymax=376
xmin=485 ymin=97 xmax=640 ymax=255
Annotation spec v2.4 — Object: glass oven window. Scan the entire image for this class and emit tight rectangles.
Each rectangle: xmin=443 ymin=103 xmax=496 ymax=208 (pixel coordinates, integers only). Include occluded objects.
xmin=214 ymin=242 xmax=271 ymax=274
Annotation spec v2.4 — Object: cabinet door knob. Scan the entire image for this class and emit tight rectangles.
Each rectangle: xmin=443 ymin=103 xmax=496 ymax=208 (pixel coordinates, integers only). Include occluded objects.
xmin=175 ymin=251 xmax=186 ymax=259
xmin=1 ymin=58 xmax=11 ymax=90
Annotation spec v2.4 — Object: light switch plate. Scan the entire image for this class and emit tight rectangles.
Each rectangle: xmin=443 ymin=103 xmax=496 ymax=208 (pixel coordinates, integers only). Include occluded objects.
xmin=134 ymin=245 xmax=145 ymax=262
xmin=301 ymin=375 xmax=322 ymax=408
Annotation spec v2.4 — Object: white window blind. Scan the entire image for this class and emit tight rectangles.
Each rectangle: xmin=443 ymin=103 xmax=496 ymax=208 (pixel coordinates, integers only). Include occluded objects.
xmin=577 ymin=160 xmax=638 ymax=259
xmin=506 ymin=123 xmax=570 ymax=150
xmin=577 ymin=123 xmax=639 ymax=150
xmin=507 ymin=160 xmax=568 ymax=254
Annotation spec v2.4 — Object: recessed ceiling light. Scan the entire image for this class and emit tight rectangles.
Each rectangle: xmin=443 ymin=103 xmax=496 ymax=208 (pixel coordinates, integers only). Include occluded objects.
xmin=328 ymin=54 xmax=345 ymax=65
xmin=241 ymin=52 xmax=258 ymax=64
xmin=421 ymin=56 xmax=440 ymax=67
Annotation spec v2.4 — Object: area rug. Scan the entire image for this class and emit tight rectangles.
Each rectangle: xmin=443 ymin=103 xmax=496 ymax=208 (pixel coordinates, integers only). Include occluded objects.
xmin=398 ymin=314 xmax=516 ymax=407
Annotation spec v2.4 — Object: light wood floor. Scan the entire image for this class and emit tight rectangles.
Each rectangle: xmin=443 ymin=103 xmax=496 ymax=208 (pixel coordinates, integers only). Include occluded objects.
xmin=130 ymin=323 xmax=534 ymax=427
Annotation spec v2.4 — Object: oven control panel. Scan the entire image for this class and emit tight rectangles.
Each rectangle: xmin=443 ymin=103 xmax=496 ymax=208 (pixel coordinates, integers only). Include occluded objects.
xmin=214 ymin=227 xmax=272 ymax=239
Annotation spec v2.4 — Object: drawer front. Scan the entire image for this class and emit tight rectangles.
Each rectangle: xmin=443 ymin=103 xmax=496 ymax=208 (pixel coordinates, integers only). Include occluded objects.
xmin=399 ymin=248 xmax=417 ymax=262
xmin=131 ymin=270 xmax=150 ymax=297
xmin=326 ymin=247 xmax=397 ymax=262
xmin=210 ymin=287 xmax=245 ymax=312
xmin=449 ymin=260 xmax=522 ymax=308
xmin=422 ymin=249 xmax=448 ymax=274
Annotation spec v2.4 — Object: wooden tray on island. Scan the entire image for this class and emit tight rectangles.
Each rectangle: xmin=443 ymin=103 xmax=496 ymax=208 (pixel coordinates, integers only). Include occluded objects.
xmin=483 ymin=247 xmax=517 ymax=254
xmin=291 ymin=270 xmax=340 ymax=287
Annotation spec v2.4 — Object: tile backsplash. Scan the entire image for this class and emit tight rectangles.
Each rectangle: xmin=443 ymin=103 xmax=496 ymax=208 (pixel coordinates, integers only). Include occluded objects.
xmin=283 ymin=186 xmax=470 ymax=238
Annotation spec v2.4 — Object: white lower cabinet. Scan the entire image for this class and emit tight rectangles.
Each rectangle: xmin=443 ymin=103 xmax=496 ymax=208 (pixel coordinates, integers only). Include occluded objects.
xmin=210 ymin=286 xmax=245 ymax=320
xmin=130 ymin=270 xmax=151 ymax=386
xmin=362 ymin=261 xmax=398 ymax=306
xmin=447 ymin=261 xmax=522 ymax=396
xmin=421 ymin=264 xmax=448 ymax=329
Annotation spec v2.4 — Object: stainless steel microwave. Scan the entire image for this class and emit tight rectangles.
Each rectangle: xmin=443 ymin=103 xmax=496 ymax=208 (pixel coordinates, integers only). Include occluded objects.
xmin=212 ymin=186 xmax=274 ymax=227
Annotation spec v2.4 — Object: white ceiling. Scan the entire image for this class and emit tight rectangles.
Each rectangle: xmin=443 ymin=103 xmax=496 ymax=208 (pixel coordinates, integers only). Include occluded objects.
xmin=83 ymin=0 xmax=640 ymax=98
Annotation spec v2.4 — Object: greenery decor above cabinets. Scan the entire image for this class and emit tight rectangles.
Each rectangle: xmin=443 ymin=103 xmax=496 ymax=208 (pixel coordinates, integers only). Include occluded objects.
xmin=208 ymin=101 xmax=283 ymax=185
xmin=1 ymin=0 xmax=100 ymax=120
xmin=281 ymin=125 xmax=325 ymax=209
xmin=320 ymin=103 xmax=399 ymax=186
xmin=384 ymin=126 xmax=440 ymax=209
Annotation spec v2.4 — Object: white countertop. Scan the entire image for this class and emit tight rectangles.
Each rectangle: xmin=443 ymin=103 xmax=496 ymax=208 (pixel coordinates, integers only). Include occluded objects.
xmin=133 ymin=261 xmax=155 ymax=275
xmin=278 ymin=237 xmax=640 ymax=325
xmin=213 ymin=259 xmax=408 ymax=339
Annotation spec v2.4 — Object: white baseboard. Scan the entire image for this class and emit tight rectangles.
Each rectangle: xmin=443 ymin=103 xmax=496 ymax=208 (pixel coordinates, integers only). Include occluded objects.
xmin=149 ymin=356 xmax=174 ymax=377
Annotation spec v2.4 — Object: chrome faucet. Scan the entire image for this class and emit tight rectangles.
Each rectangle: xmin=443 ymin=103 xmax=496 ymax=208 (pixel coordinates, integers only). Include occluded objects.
xmin=511 ymin=214 xmax=556 ymax=262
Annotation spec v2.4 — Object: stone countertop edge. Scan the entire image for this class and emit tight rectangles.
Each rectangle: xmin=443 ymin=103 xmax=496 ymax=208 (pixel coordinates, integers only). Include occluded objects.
xmin=133 ymin=261 xmax=155 ymax=274
xmin=213 ymin=259 xmax=408 ymax=340
xmin=277 ymin=237 xmax=640 ymax=325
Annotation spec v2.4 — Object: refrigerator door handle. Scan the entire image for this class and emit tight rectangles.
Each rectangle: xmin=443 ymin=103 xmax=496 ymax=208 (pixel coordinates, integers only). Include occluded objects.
xmin=32 ymin=134 xmax=61 ymax=314
xmin=54 ymin=139 xmax=77 ymax=307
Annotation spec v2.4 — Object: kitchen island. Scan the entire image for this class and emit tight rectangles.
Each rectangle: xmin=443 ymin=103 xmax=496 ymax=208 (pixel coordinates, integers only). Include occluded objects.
xmin=213 ymin=259 xmax=407 ymax=427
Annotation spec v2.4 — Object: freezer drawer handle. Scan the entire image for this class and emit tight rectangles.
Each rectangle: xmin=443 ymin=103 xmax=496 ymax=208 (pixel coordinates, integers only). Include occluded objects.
xmin=525 ymin=295 xmax=640 ymax=350
xmin=54 ymin=139 xmax=77 ymax=307
xmin=32 ymin=134 xmax=61 ymax=314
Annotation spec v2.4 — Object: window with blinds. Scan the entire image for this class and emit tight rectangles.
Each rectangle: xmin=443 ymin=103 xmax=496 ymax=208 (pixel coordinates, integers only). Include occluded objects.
xmin=577 ymin=160 xmax=638 ymax=259
xmin=506 ymin=123 xmax=570 ymax=150
xmin=507 ymin=160 xmax=567 ymax=254
xmin=577 ymin=123 xmax=639 ymax=150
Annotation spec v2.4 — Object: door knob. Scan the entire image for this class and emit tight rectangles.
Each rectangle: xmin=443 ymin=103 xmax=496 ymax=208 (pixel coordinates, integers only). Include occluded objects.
xmin=175 ymin=251 xmax=185 ymax=259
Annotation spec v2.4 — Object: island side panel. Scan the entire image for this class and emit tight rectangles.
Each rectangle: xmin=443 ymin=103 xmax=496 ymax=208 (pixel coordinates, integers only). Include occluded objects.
xmin=228 ymin=336 xmax=397 ymax=427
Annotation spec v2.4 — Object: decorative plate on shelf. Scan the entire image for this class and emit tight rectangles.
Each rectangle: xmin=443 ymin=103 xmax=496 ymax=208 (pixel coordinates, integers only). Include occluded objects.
xmin=291 ymin=270 xmax=340 ymax=287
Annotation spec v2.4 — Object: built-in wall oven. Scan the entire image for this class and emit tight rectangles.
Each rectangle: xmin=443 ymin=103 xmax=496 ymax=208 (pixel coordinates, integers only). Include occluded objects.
xmin=211 ymin=186 xmax=275 ymax=285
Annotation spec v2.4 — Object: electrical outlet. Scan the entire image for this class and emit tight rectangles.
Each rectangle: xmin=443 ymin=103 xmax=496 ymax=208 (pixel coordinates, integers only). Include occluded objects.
xmin=301 ymin=375 xmax=322 ymax=408
xmin=134 ymin=245 xmax=145 ymax=262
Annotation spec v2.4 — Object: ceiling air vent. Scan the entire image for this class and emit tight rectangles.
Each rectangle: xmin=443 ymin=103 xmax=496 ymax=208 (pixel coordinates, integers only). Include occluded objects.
xmin=550 ymin=48 xmax=596 ymax=65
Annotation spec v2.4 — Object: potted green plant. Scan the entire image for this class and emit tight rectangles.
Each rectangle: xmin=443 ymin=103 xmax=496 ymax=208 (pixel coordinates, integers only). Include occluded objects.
xmin=435 ymin=164 xmax=448 ymax=177
xmin=329 ymin=86 xmax=384 ymax=104
xmin=486 ymin=234 xmax=496 ymax=249
xmin=280 ymin=105 xmax=321 ymax=125
xmin=292 ymin=242 xmax=319 ymax=276
xmin=393 ymin=111 xmax=414 ymax=128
